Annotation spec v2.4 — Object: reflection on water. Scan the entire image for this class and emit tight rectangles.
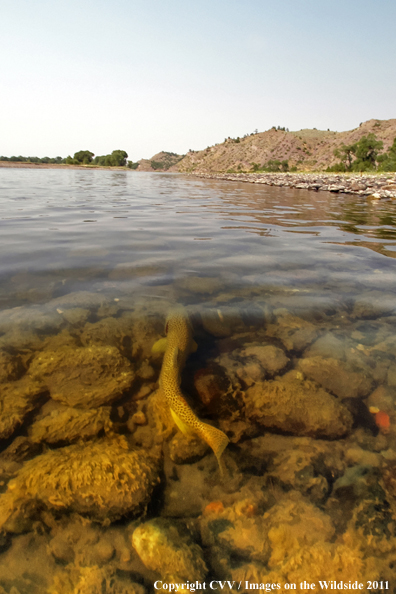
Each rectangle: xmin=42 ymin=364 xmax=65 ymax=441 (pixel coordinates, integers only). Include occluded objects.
xmin=1 ymin=169 xmax=396 ymax=592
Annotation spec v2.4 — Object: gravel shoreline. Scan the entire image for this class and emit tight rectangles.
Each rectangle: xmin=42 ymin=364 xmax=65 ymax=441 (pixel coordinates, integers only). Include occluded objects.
xmin=193 ymin=172 xmax=396 ymax=199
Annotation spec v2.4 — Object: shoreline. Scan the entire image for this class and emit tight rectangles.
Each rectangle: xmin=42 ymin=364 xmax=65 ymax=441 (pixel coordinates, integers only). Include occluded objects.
xmin=192 ymin=172 xmax=396 ymax=199
xmin=0 ymin=162 xmax=128 ymax=171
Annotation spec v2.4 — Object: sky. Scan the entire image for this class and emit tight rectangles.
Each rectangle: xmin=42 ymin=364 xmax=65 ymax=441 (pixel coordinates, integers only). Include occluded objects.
xmin=1 ymin=0 xmax=395 ymax=161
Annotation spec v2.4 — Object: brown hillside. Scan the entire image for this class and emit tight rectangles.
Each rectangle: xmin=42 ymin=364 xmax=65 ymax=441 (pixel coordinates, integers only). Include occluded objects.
xmin=137 ymin=151 xmax=184 ymax=172
xmin=173 ymin=118 xmax=396 ymax=173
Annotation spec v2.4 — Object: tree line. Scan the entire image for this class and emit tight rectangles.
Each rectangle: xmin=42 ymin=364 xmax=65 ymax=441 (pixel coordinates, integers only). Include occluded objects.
xmin=0 ymin=149 xmax=139 ymax=169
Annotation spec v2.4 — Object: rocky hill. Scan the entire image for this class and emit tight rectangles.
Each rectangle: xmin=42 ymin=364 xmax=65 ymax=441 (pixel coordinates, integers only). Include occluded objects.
xmin=136 ymin=151 xmax=184 ymax=172
xmin=171 ymin=118 xmax=396 ymax=173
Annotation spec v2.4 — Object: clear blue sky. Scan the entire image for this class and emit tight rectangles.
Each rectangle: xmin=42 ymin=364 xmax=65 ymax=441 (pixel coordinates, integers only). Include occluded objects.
xmin=1 ymin=0 xmax=395 ymax=161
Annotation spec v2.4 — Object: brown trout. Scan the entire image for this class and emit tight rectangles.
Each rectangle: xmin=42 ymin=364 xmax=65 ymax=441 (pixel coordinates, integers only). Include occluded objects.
xmin=152 ymin=306 xmax=229 ymax=471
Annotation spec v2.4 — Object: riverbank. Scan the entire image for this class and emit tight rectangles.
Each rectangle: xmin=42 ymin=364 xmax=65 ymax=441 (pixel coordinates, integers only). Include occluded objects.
xmin=0 ymin=162 xmax=127 ymax=171
xmin=193 ymin=172 xmax=396 ymax=199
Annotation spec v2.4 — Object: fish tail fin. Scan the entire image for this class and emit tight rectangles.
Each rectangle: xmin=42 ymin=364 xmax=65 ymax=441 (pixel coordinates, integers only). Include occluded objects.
xmin=197 ymin=422 xmax=229 ymax=473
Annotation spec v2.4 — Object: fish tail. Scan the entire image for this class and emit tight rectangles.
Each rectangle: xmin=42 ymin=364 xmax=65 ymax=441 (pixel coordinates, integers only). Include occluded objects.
xmin=196 ymin=422 xmax=229 ymax=473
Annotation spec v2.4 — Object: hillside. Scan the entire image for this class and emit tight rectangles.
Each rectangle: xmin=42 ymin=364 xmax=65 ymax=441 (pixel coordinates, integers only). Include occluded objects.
xmin=136 ymin=151 xmax=184 ymax=172
xmin=170 ymin=118 xmax=396 ymax=173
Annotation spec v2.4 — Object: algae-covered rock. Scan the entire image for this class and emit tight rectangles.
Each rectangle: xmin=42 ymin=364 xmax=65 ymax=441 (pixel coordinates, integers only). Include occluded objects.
xmin=61 ymin=307 xmax=91 ymax=326
xmin=0 ymin=436 xmax=160 ymax=532
xmin=28 ymin=405 xmax=113 ymax=443
xmin=0 ymin=379 xmax=45 ymax=440
xmin=298 ymin=356 xmax=373 ymax=399
xmin=80 ymin=316 xmax=134 ymax=353
xmin=239 ymin=344 xmax=289 ymax=376
xmin=28 ymin=345 xmax=134 ymax=408
xmin=239 ymin=434 xmax=346 ymax=502
xmin=243 ymin=376 xmax=353 ymax=438
xmin=48 ymin=565 xmax=145 ymax=594
xmin=228 ymin=489 xmax=396 ymax=588
xmin=132 ymin=518 xmax=207 ymax=580
xmin=169 ymin=432 xmax=209 ymax=464
xmin=200 ymin=499 xmax=271 ymax=564
xmin=0 ymin=350 xmax=24 ymax=382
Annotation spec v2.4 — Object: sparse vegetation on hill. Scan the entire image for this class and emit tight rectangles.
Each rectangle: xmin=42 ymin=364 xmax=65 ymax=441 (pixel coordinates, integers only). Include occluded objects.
xmin=175 ymin=119 xmax=396 ymax=174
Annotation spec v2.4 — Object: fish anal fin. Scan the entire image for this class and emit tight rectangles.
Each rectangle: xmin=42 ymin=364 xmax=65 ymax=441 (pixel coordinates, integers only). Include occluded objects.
xmin=152 ymin=337 xmax=168 ymax=355
xmin=170 ymin=408 xmax=194 ymax=436
xmin=191 ymin=339 xmax=198 ymax=353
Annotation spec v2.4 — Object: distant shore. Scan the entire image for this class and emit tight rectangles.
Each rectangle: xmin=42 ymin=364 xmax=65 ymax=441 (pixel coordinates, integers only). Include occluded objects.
xmin=0 ymin=162 xmax=127 ymax=171
xmin=193 ymin=172 xmax=396 ymax=199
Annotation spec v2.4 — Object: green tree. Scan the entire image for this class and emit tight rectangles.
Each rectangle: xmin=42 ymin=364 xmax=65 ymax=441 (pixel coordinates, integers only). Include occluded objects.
xmin=73 ymin=150 xmax=94 ymax=165
xmin=333 ymin=143 xmax=356 ymax=170
xmin=110 ymin=150 xmax=128 ymax=166
xmin=378 ymin=137 xmax=396 ymax=172
xmin=352 ymin=133 xmax=383 ymax=171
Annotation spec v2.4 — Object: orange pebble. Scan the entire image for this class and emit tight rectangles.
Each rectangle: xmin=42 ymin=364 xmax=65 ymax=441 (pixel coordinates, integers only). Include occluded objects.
xmin=204 ymin=501 xmax=224 ymax=515
xmin=375 ymin=411 xmax=390 ymax=434
xmin=243 ymin=504 xmax=258 ymax=517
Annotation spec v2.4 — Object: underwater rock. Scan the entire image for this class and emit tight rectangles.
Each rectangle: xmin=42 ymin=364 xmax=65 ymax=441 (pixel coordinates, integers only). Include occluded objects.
xmin=108 ymin=262 xmax=163 ymax=281
xmin=199 ymin=307 xmax=247 ymax=337
xmin=0 ymin=436 xmax=160 ymax=532
xmin=193 ymin=364 xmax=239 ymax=419
xmin=0 ymin=379 xmax=45 ymax=440
xmin=177 ymin=275 xmax=224 ymax=295
xmin=304 ymin=332 xmax=346 ymax=360
xmin=262 ymin=490 xmax=335 ymax=566
xmin=243 ymin=375 xmax=353 ymax=438
xmin=353 ymin=292 xmax=396 ymax=319
xmin=0 ymin=531 xmax=58 ymax=593
xmin=216 ymin=344 xmax=289 ymax=391
xmin=239 ymin=344 xmax=289 ymax=376
xmin=48 ymin=290 xmax=110 ymax=311
xmin=128 ymin=312 xmax=165 ymax=360
xmin=298 ymin=356 xmax=373 ymax=399
xmin=132 ymin=518 xmax=207 ymax=581
xmin=28 ymin=345 xmax=134 ymax=408
xmin=61 ymin=307 xmax=91 ymax=326
xmin=366 ymin=385 xmax=395 ymax=413
xmin=80 ymin=316 xmax=134 ymax=356
xmin=28 ymin=404 xmax=113 ymax=443
xmin=200 ymin=498 xmax=271 ymax=564
xmin=0 ymin=350 xmax=25 ymax=382
xmin=239 ymin=434 xmax=346 ymax=503
xmin=169 ymin=432 xmax=209 ymax=464
xmin=228 ymin=502 xmax=395 ymax=591
xmin=48 ymin=565 xmax=146 ymax=594
xmin=265 ymin=311 xmax=318 ymax=352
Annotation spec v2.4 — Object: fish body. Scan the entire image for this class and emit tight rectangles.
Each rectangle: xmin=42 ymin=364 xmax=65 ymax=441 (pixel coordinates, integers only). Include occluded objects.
xmin=154 ymin=306 xmax=229 ymax=470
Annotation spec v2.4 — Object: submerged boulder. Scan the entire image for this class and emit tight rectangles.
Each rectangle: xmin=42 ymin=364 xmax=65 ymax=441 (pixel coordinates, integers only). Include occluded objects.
xmin=0 ymin=436 xmax=160 ymax=532
xmin=243 ymin=375 xmax=353 ymax=438
xmin=28 ymin=404 xmax=113 ymax=444
xmin=0 ymin=379 xmax=45 ymax=440
xmin=0 ymin=350 xmax=25 ymax=382
xmin=298 ymin=356 xmax=373 ymax=399
xmin=132 ymin=518 xmax=207 ymax=581
xmin=28 ymin=345 xmax=135 ymax=408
